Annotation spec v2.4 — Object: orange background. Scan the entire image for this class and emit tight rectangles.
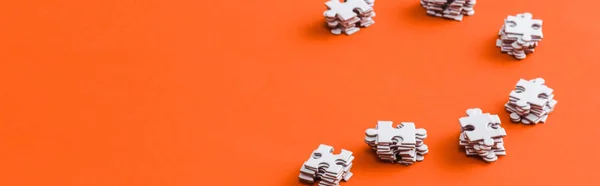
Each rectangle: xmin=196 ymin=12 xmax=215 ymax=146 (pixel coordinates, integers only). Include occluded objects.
xmin=1 ymin=0 xmax=599 ymax=185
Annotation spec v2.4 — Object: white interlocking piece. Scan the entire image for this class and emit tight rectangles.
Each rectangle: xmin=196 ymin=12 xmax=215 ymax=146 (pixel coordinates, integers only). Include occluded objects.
xmin=299 ymin=144 xmax=354 ymax=186
xmin=421 ymin=0 xmax=476 ymax=21
xmin=324 ymin=0 xmax=371 ymax=20
xmin=366 ymin=121 xmax=417 ymax=145
xmin=458 ymin=108 xmax=507 ymax=162
xmin=505 ymin=78 xmax=557 ymax=124
xmin=510 ymin=78 xmax=553 ymax=107
xmin=323 ymin=0 xmax=375 ymax=36
xmin=504 ymin=13 xmax=543 ymax=40
xmin=364 ymin=121 xmax=428 ymax=165
xmin=496 ymin=12 xmax=543 ymax=59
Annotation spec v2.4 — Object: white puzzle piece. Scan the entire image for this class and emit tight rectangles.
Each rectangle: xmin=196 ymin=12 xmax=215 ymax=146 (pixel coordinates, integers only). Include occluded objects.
xmin=496 ymin=12 xmax=543 ymax=59
xmin=509 ymin=78 xmax=553 ymax=107
xmin=300 ymin=144 xmax=354 ymax=186
xmin=458 ymin=108 xmax=506 ymax=162
xmin=459 ymin=108 xmax=506 ymax=146
xmin=421 ymin=0 xmax=476 ymax=21
xmin=304 ymin=144 xmax=353 ymax=174
xmin=504 ymin=12 xmax=543 ymax=41
xmin=505 ymin=78 xmax=557 ymax=124
xmin=364 ymin=121 xmax=428 ymax=165
xmin=324 ymin=0 xmax=372 ymax=21
xmin=366 ymin=121 xmax=417 ymax=145
xmin=323 ymin=0 xmax=376 ymax=36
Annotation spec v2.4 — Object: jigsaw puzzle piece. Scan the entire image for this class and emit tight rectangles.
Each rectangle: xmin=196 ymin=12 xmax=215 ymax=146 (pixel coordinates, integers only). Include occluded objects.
xmin=509 ymin=78 xmax=553 ymax=107
xmin=324 ymin=0 xmax=372 ymax=21
xmin=365 ymin=121 xmax=417 ymax=145
xmin=504 ymin=12 xmax=543 ymax=41
xmin=459 ymin=108 xmax=506 ymax=146
xmin=304 ymin=144 xmax=353 ymax=175
xmin=364 ymin=120 xmax=428 ymax=165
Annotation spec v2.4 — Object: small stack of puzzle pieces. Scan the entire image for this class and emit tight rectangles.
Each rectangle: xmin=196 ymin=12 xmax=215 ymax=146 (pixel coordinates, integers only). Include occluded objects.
xmin=420 ymin=0 xmax=476 ymax=21
xmin=364 ymin=121 xmax=429 ymax=165
xmin=459 ymin=108 xmax=507 ymax=163
xmin=496 ymin=12 xmax=543 ymax=59
xmin=299 ymin=144 xmax=355 ymax=186
xmin=323 ymin=0 xmax=376 ymax=35
xmin=505 ymin=78 xmax=557 ymax=124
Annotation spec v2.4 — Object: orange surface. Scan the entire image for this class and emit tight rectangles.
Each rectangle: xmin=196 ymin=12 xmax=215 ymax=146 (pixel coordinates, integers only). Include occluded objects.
xmin=1 ymin=0 xmax=600 ymax=185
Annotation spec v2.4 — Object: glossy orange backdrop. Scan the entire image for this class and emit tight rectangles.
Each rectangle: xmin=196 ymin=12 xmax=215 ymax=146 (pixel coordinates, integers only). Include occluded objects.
xmin=1 ymin=0 xmax=599 ymax=185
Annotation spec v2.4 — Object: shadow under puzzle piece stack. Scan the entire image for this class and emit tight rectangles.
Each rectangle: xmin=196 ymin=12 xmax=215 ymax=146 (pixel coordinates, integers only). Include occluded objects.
xmin=364 ymin=121 xmax=429 ymax=165
xmin=299 ymin=144 xmax=354 ymax=186
xmin=496 ymin=12 xmax=543 ymax=59
xmin=420 ymin=0 xmax=476 ymax=21
xmin=324 ymin=0 xmax=376 ymax=35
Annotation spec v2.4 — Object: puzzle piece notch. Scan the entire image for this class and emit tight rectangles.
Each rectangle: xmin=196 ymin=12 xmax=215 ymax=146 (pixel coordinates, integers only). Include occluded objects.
xmin=459 ymin=108 xmax=506 ymax=146
xmin=324 ymin=0 xmax=373 ymax=21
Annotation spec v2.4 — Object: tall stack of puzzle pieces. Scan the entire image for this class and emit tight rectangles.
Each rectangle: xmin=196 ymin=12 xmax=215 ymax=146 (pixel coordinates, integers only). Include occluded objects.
xmin=505 ymin=78 xmax=557 ymax=124
xmin=323 ymin=0 xmax=375 ymax=35
xmin=420 ymin=0 xmax=476 ymax=21
xmin=364 ymin=121 xmax=429 ymax=165
xmin=496 ymin=13 xmax=543 ymax=59
xmin=459 ymin=108 xmax=507 ymax=162
xmin=299 ymin=144 xmax=355 ymax=186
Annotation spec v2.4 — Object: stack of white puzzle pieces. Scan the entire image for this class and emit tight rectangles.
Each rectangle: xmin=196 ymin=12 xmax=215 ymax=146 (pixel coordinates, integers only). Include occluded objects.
xmin=298 ymin=80 xmax=560 ymax=183
xmin=496 ymin=12 xmax=543 ymax=59
xmin=420 ymin=0 xmax=476 ymax=21
xmin=324 ymin=0 xmax=375 ymax=35
xmin=505 ymin=78 xmax=557 ymax=124
xmin=364 ymin=121 xmax=429 ymax=165
xmin=459 ymin=108 xmax=507 ymax=163
xmin=299 ymin=144 xmax=354 ymax=186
